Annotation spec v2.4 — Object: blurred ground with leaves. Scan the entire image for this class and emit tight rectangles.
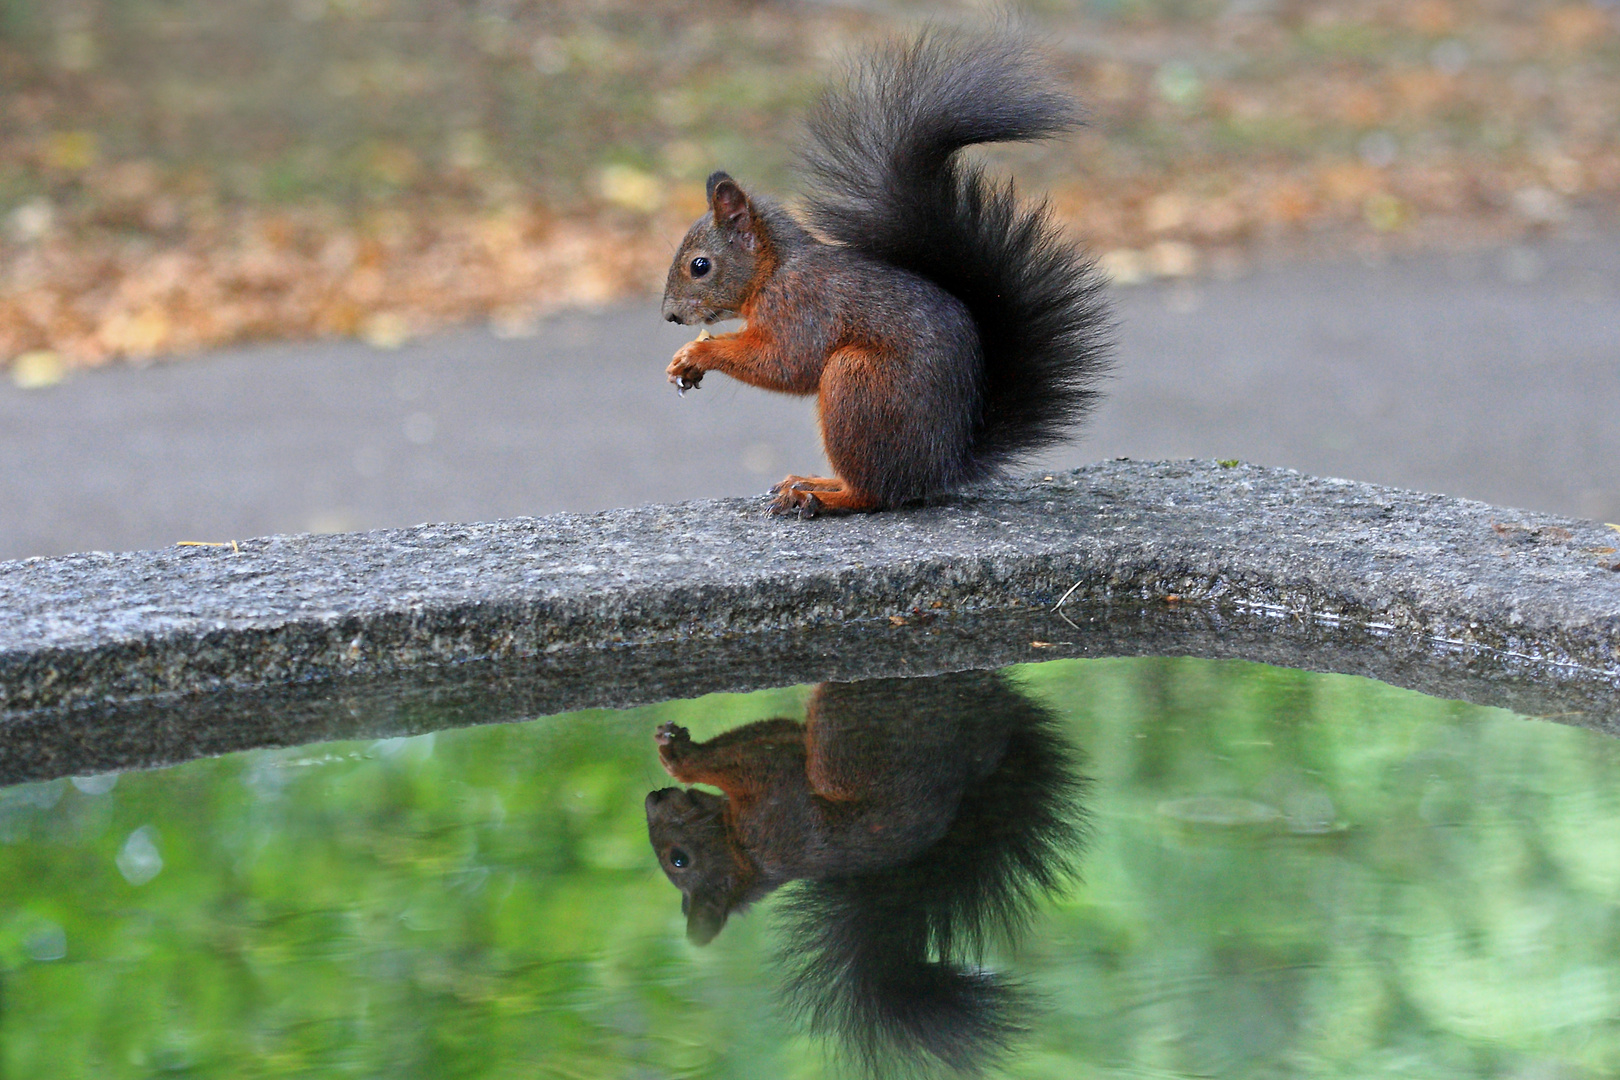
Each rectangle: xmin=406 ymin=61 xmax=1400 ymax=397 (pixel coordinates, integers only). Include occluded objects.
xmin=2 ymin=0 xmax=1618 ymax=374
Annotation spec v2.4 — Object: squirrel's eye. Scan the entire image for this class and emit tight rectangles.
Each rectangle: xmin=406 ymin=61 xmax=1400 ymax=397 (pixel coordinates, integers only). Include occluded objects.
xmin=670 ymin=848 xmax=690 ymax=869
xmin=689 ymin=256 xmax=711 ymax=278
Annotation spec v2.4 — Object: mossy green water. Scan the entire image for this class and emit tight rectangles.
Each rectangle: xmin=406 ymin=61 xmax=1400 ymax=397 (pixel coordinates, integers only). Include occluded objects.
xmin=3 ymin=657 xmax=1618 ymax=1079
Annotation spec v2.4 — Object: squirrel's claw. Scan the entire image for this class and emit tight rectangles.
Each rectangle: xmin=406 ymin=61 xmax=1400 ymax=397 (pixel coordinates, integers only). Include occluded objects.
xmin=768 ymin=480 xmax=827 ymax=518
xmin=667 ymin=331 xmax=709 ymax=396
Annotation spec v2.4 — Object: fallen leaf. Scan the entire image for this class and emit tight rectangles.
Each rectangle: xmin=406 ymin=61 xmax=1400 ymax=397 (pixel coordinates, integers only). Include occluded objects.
xmin=43 ymin=130 xmax=97 ymax=171
xmin=1145 ymin=191 xmax=1191 ymax=232
xmin=598 ymin=164 xmax=665 ymax=214
xmin=1363 ymin=193 xmax=1406 ymax=232
xmin=1147 ymin=240 xmax=1197 ymax=277
xmin=11 ymin=350 xmax=65 ymax=389
xmin=360 ymin=312 xmax=411 ymax=349
xmin=1097 ymin=248 xmax=1148 ymax=286
xmin=1405 ymin=0 xmax=1457 ymax=35
xmin=3 ymin=1 xmax=1619 ymax=375
xmin=1544 ymin=5 xmax=1613 ymax=50
xmin=1318 ymin=163 xmax=1383 ymax=205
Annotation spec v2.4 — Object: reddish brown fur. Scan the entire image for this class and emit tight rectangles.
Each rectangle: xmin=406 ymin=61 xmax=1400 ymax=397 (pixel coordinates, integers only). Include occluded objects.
xmin=658 ymin=33 xmax=1111 ymax=518
xmin=662 ymin=174 xmax=979 ymax=516
xmin=645 ymin=681 xmax=1026 ymax=944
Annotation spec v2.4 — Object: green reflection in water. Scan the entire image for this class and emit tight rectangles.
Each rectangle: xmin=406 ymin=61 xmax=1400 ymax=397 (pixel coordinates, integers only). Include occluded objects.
xmin=3 ymin=658 xmax=1619 ymax=1078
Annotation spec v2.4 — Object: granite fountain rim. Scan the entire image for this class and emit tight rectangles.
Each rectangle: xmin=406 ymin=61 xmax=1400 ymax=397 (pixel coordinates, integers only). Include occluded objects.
xmin=2 ymin=457 xmax=1619 ymax=723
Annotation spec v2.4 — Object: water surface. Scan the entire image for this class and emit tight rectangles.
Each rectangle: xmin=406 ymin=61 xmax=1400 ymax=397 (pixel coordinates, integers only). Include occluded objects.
xmin=3 ymin=656 xmax=1618 ymax=1078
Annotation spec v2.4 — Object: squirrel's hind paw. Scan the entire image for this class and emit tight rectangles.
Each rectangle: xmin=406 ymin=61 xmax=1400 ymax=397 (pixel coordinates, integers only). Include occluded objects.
xmin=768 ymin=477 xmax=880 ymax=517
xmin=768 ymin=475 xmax=840 ymax=496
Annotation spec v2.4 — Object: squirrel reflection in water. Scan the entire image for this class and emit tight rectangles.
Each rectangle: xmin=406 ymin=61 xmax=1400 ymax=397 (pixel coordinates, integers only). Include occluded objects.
xmin=645 ymin=671 xmax=1088 ymax=1076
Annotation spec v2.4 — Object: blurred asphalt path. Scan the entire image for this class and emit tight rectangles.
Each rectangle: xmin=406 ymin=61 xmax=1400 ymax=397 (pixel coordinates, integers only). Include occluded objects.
xmin=3 ymin=234 xmax=1617 ymax=562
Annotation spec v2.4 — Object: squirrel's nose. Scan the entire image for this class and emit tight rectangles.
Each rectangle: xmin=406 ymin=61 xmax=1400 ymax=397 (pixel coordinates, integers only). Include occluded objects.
xmin=665 ymin=312 xmax=684 ymax=324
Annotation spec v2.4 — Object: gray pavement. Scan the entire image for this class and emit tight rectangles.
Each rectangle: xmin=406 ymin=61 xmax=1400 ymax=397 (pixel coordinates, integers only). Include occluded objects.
xmin=2 ymin=234 xmax=1617 ymax=562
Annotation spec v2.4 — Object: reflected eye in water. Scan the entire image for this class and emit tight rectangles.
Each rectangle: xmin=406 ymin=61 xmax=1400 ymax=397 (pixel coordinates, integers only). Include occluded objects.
xmin=643 ymin=670 xmax=1089 ymax=1076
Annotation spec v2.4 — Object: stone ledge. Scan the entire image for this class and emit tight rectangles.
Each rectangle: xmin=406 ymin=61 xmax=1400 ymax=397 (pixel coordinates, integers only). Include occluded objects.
xmin=3 ymin=460 xmax=1619 ymax=718
xmin=4 ymin=604 xmax=1619 ymax=787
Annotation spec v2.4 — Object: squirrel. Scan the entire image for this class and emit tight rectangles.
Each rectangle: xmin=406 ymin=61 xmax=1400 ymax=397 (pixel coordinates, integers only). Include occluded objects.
xmin=659 ymin=29 xmax=1111 ymax=517
xmin=645 ymin=671 xmax=1088 ymax=1076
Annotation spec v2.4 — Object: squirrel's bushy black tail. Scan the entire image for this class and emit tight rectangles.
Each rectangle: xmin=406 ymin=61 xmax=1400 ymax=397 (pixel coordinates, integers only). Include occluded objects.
xmin=774 ymin=681 xmax=1088 ymax=1077
xmin=803 ymin=29 xmax=1112 ymax=472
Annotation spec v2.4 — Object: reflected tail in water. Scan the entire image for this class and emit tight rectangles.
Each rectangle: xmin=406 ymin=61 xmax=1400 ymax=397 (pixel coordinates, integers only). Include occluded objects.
xmin=774 ymin=674 xmax=1089 ymax=1077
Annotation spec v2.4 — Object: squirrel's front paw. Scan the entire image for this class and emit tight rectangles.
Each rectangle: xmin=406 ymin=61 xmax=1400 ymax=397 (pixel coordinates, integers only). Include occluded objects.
xmin=656 ymin=722 xmax=695 ymax=773
xmin=666 ymin=342 xmax=707 ymax=396
xmin=655 ymin=721 xmax=691 ymax=747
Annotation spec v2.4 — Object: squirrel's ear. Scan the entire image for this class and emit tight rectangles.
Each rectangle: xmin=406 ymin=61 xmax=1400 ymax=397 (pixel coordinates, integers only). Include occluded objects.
xmin=707 ymin=173 xmax=753 ymax=237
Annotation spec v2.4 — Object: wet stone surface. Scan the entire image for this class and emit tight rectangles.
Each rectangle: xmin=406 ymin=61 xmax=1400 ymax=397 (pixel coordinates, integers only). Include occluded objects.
xmin=2 ymin=460 xmax=1618 ymax=723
